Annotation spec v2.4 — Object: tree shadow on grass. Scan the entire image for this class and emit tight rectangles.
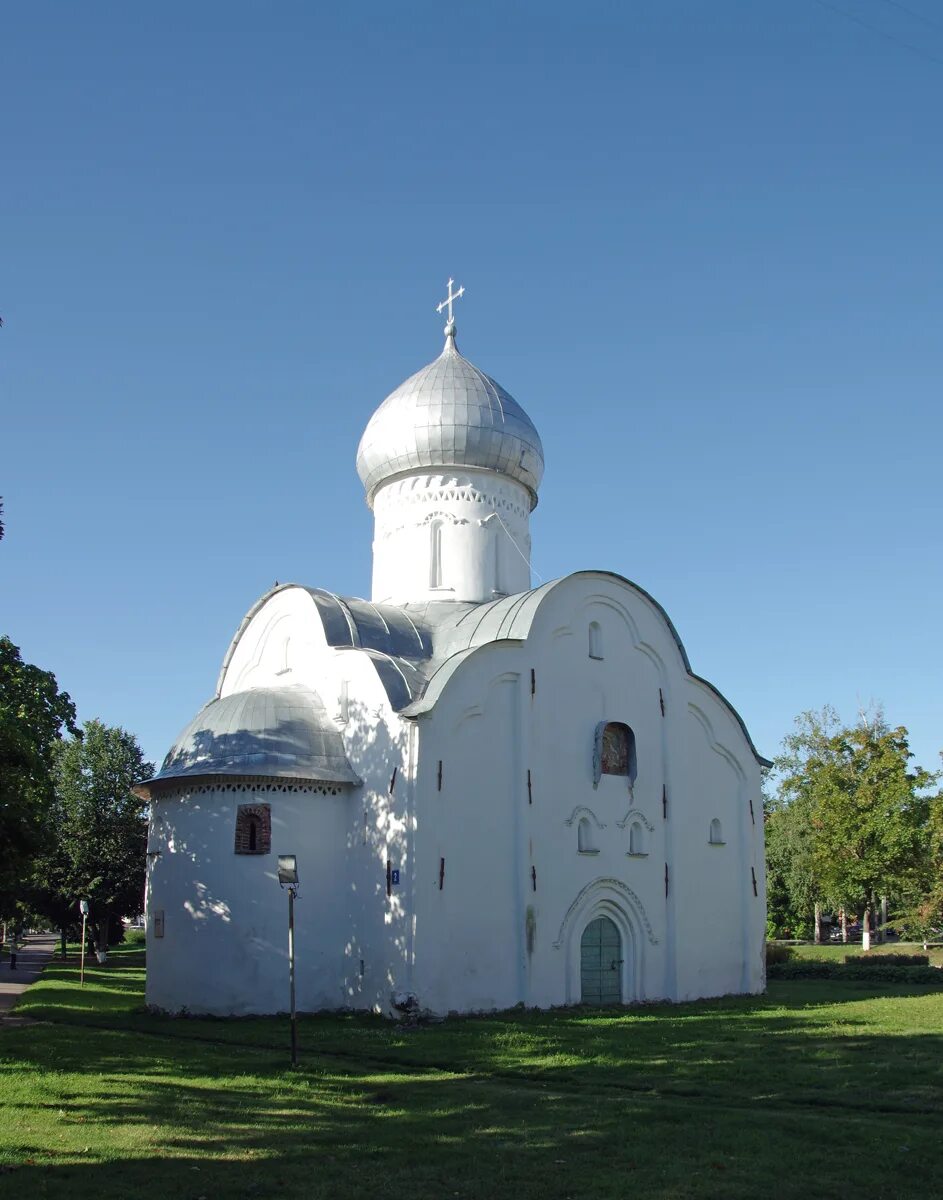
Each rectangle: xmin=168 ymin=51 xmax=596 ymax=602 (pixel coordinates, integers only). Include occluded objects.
xmin=17 ymin=966 xmax=943 ymax=1114
xmin=5 ymin=1017 xmax=943 ymax=1200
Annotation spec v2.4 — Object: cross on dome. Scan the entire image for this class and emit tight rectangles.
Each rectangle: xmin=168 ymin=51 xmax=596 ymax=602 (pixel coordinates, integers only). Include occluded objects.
xmin=436 ymin=277 xmax=464 ymax=337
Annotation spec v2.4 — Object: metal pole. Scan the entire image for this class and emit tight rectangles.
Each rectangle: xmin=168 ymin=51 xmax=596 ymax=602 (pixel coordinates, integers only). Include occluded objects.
xmin=80 ymin=913 xmax=87 ymax=986
xmin=288 ymin=886 xmax=297 ymax=1068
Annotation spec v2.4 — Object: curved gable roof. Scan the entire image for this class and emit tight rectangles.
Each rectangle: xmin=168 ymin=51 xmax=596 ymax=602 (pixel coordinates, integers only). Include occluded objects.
xmin=403 ymin=572 xmax=772 ymax=768
xmin=214 ymin=575 xmax=770 ymax=767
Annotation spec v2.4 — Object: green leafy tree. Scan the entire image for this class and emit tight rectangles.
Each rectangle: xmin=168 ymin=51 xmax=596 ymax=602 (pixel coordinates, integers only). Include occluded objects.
xmin=39 ymin=720 xmax=153 ymax=957
xmin=769 ymin=709 xmax=939 ymax=946
xmin=768 ymin=708 xmax=842 ymax=939
xmin=764 ymin=789 xmax=819 ymax=939
xmin=879 ymin=758 xmax=943 ymax=942
xmin=810 ymin=715 xmax=936 ymax=949
xmin=0 ymin=636 xmax=77 ymax=913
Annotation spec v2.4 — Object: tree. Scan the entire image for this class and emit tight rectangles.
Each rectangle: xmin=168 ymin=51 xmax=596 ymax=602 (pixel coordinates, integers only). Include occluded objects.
xmin=883 ymin=759 xmax=943 ymax=942
xmin=769 ymin=707 xmax=938 ymax=949
xmin=764 ymin=789 xmax=819 ymax=939
xmin=810 ymin=715 xmax=936 ymax=950
xmin=39 ymin=720 xmax=153 ymax=958
xmin=768 ymin=708 xmax=842 ymax=940
xmin=0 ymin=636 xmax=77 ymax=913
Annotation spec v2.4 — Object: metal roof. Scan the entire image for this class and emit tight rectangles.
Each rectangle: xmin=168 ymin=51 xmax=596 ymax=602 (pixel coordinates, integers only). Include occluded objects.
xmin=189 ymin=573 xmax=769 ymax=783
xmin=356 ymin=329 xmax=544 ymax=507
xmin=146 ymin=686 xmax=361 ymax=789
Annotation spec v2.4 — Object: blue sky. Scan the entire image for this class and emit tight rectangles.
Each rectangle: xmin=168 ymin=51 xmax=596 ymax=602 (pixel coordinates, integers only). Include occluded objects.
xmin=2 ymin=1 xmax=941 ymax=777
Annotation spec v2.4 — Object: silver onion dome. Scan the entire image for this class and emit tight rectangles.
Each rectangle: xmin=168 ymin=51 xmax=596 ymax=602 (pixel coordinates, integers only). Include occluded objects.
xmin=356 ymin=324 xmax=544 ymax=508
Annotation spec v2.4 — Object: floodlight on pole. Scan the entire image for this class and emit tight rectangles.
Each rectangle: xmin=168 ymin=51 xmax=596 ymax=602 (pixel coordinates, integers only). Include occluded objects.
xmin=277 ymin=856 xmax=300 ymax=1068
xmin=277 ymin=855 xmax=299 ymax=887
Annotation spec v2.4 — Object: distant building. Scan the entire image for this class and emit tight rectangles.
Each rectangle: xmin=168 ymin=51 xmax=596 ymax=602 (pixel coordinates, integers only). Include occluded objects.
xmin=139 ymin=288 xmax=768 ymax=1016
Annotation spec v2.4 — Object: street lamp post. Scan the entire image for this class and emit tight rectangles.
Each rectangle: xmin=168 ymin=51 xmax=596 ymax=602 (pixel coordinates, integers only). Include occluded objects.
xmin=79 ymin=900 xmax=89 ymax=986
xmin=277 ymin=855 xmax=300 ymax=1068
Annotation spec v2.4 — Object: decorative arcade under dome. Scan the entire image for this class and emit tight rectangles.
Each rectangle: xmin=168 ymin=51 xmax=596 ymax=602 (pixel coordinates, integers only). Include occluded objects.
xmin=356 ymin=280 xmax=544 ymax=605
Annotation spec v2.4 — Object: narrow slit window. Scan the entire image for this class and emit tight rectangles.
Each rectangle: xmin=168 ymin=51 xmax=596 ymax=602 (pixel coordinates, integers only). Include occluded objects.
xmin=709 ymin=818 xmax=724 ymax=845
xmin=235 ymin=804 xmax=271 ymax=855
xmin=430 ymin=520 xmax=443 ymax=588
xmin=589 ymin=621 xmax=603 ymax=659
xmin=629 ymin=821 xmax=645 ymax=855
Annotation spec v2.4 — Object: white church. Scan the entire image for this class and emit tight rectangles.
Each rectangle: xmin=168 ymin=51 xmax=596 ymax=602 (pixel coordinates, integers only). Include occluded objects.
xmin=141 ymin=283 xmax=769 ymax=1017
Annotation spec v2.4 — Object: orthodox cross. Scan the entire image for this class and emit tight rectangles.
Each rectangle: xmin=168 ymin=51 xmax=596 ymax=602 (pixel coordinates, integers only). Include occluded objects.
xmin=436 ymin=277 xmax=465 ymax=325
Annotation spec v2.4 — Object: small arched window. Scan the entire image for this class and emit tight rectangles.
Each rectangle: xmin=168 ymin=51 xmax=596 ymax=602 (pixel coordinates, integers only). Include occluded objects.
xmin=430 ymin=521 xmax=443 ymax=588
xmin=629 ymin=821 xmax=645 ymax=855
xmin=577 ymin=817 xmax=597 ymax=853
xmin=234 ymin=804 xmax=271 ymax=855
xmin=709 ymin=818 xmax=724 ymax=845
xmin=589 ymin=622 xmax=603 ymax=659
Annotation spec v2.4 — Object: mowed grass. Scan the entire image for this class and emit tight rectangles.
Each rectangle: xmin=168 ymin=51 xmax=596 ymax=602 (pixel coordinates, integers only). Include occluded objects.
xmin=2 ymin=947 xmax=943 ymax=1199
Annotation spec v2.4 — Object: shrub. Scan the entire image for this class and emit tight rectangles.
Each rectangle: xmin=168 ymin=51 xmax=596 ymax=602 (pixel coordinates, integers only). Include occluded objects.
xmin=844 ymin=952 xmax=928 ymax=967
xmin=768 ymin=961 xmax=830 ymax=980
xmin=768 ymin=961 xmax=943 ymax=984
xmin=765 ymin=943 xmax=794 ymax=966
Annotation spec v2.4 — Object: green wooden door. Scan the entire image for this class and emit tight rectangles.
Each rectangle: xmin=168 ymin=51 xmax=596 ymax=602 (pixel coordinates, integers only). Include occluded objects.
xmin=580 ymin=916 xmax=622 ymax=1005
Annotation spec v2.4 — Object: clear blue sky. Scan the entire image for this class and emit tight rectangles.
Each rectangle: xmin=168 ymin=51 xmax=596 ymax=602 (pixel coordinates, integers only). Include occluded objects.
xmin=2 ymin=1 xmax=941 ymax=777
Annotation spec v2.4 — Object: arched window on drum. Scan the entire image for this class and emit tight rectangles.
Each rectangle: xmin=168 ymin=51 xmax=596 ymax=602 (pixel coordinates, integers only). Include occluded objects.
xmin=429 ymin=520 xmax=444 ymax=588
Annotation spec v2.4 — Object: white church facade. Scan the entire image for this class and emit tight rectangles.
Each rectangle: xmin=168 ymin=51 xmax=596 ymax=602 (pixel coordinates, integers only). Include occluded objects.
xmin=141 ymin=285 xmax=769 ymax=1017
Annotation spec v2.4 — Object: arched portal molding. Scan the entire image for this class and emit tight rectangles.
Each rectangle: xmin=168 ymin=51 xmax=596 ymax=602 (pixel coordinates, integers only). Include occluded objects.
xmin=553 ymin=877 xmax=658 ymax=950
xmin=553 ymin=878 xmax=656 ymax=1004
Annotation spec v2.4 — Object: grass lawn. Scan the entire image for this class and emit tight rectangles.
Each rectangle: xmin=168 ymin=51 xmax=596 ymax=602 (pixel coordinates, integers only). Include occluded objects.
xmin=2 ymin=946 xmax=943 ymax=1199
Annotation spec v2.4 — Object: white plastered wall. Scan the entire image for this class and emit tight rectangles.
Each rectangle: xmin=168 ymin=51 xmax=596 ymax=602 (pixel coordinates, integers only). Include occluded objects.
xmin=146 ymin=587 xmax=416 ymax=1015
xmin=145 ymin=779 xmax=351 ymax=1015
xmin=370 ymin=470 xmax=533 ymax=604
xmin=146 ymin=574 xmax=765 ymax=1017
xmin=408 ymin=573 xmax=765 ymax=1015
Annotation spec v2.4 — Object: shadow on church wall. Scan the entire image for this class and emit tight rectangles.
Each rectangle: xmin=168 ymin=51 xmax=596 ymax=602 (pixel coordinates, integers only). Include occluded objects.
xmin=150 ymin=701 xmax=415 ymax=1011
xmin=340 ymin=697 xmax=411 ymax=1006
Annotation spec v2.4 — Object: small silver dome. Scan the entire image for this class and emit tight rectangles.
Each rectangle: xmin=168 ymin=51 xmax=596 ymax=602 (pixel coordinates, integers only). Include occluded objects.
xmin=149 ymin=686 xmax=361 ymax=786
xmin=356 ymin=330 xmax=544 ymax=508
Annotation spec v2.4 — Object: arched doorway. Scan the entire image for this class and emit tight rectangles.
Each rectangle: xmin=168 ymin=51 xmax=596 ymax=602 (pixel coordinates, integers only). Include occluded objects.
xmin=580 ymin=916 xmax=622 ymax=1005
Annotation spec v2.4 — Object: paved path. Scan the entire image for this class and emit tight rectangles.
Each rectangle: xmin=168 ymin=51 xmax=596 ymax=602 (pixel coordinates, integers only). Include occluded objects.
xmin=0 ymin=933 xmax=58 ymax=1017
